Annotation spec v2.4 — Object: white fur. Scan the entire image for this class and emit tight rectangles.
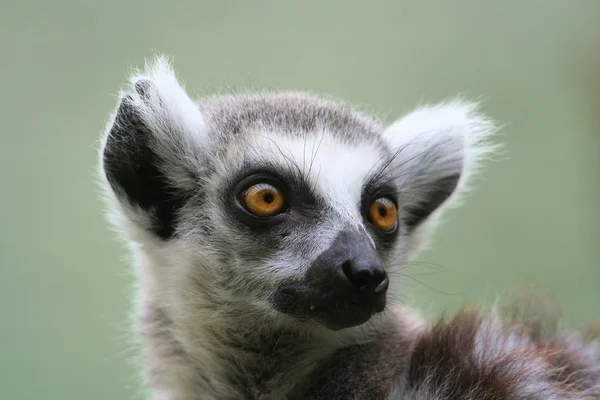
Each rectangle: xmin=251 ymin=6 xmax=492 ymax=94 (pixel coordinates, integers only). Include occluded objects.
xmin=129 ymin=55 xmax=207 ymax=150
xmin=254 ymin=131 xmax=383 ymax=227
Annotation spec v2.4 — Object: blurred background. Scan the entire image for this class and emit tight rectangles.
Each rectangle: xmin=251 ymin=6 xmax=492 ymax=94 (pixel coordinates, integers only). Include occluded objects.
xmin=1 ymin=1 xmax=599 ymax=399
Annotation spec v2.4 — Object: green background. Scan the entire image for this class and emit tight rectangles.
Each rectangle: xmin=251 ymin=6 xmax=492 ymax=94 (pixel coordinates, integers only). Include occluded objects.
xmin=1 ymin=1 xmax=599 ymax=399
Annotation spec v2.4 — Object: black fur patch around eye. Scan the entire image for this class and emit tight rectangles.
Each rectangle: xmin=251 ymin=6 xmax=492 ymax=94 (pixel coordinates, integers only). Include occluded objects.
xmin=403 ymin=173 xmax=460 ymax=229
xmin=360 ymin=179 xmax=400 ymax=254
xmin=224 ymin=164 xmax=323 ymax=232
xmin=102 ymin=97 xmax=186 ymax=240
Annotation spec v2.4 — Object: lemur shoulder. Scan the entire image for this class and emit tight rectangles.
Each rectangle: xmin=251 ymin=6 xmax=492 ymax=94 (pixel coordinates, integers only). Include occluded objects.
xmin=99 ymin=56 xmax=600 ymax=399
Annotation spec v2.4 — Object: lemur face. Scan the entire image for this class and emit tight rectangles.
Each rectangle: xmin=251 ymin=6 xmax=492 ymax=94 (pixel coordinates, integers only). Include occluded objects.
xmin=208 ymin=127 xmax=400 ymax=330
xmin=101 ymin=58 xmax=495 ymax=330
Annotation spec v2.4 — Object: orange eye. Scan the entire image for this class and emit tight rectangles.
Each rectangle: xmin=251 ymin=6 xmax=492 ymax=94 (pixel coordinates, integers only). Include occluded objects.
xmin=240 ymin=183 xmax=286 ymax=217
xmin=369 ymin=198 xmax=398 ymax=232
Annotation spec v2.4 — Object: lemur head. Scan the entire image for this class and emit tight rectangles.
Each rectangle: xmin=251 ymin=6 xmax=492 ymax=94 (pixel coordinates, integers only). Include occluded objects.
xmin=100 ymin=57 xmax=496 ymax=332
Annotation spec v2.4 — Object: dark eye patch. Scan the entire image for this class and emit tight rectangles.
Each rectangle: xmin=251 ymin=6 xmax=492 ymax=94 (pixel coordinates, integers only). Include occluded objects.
xmin=222 ymin=162 xmax=324 ymax=231
xmin=360 ymin=175 xmax=400 ymax=252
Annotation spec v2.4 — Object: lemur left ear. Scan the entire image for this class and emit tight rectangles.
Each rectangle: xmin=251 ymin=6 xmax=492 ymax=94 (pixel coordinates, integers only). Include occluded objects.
xmin=382 ymin=100 xmax=498 ymax=231
xmin=100 ymin=56 xmax=209 ymax=240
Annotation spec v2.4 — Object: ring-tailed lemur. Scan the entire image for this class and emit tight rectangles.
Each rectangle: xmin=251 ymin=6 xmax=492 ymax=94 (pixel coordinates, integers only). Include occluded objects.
xmin=99 ymin=56 xmax=600 ymax=399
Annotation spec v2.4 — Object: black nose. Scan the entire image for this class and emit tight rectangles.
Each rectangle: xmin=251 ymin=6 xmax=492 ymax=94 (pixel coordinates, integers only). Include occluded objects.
xmin=341 ymin=259 xmax=388 ymax=294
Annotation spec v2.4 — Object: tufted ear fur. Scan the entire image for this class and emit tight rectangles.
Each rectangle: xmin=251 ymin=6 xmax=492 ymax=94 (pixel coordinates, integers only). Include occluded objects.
xmin=100 ymin=56 xmax=208 ymax=240
xmin=382 ymin=100 xmax=498 ymax=250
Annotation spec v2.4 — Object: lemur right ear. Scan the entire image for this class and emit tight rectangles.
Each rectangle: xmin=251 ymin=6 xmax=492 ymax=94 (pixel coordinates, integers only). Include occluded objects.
xmin=381 ymin=100 xmax=498 ymax=249
xmin=100 ymin=56 xmax=208 ymax=240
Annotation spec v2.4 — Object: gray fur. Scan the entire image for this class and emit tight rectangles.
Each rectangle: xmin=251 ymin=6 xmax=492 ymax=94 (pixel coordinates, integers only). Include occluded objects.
xmin=98 ymin=56 xmax=599 ymax=399
xmin=199 ymin=92 xmax=385 ymax=146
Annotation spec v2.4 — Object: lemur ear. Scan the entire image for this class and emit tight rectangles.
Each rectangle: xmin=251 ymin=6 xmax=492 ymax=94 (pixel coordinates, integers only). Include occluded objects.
xmin=100 ymin=56 xmax=208 ymax=240
xmin=382 ymin=100 xmax=497 ymax=232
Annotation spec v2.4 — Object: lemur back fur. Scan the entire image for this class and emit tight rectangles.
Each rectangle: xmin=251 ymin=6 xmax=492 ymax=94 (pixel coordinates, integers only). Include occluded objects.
xmin=98 ymin=56 xmax=600 ymax=399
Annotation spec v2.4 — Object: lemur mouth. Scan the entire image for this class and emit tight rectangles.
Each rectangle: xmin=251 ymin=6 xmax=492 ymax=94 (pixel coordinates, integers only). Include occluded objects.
xmin=271 ymin=228 xmax=389 ymax=330
xmin=310 ymin=301 xmax=385 ymax=330
xmin=272 ymin=285 xmax=387 ymax=331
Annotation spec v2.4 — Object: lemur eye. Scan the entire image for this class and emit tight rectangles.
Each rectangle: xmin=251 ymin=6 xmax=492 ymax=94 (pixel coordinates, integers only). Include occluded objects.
xmin=241 ymin=183 xmax=286 ymax=217
xmin=368 ymin=198 xmax=398 ymax=232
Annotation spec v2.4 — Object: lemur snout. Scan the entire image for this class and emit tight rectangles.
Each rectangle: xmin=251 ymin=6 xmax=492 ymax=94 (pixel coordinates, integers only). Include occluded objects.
xmin=330 ymin=253 xmax=388 ymax=314
xmin=273 ymin=228 xmax=389 ymax=330
xmin=341 ymin=258 xmax=388 ymax=295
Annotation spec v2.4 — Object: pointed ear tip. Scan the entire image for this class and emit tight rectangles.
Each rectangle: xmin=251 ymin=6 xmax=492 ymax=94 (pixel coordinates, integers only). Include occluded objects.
xmin=437 ymin=99 xmax=492 ymax=125
xmin=383 ymin=98 xmax=500 ymax=147
xmin=126 ymin=55 xmax=178 ymax=88
xmin=142 ymin=52 xmax=174 ymax=73
xmin=437 ymin=99 xmax=501 ymax=145
xmin=121 ymin=56 xmax=194 ymax=111
xmin=148 ymin=55 xmax=176 ymax=77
